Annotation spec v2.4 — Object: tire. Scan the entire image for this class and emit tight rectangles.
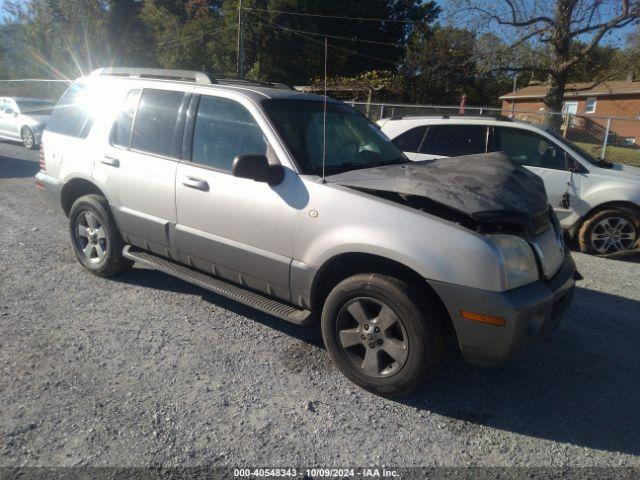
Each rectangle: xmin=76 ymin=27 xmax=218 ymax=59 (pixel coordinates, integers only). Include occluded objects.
xmin=68 ymin=194 xmax=132 ymax=277
xmin=578 ymin=209 xmax=639 ymax=255
xmin=21 ymin=127 xmax=37 ymax=150
xmin=321 ymin=273 xmax=443 ymax=396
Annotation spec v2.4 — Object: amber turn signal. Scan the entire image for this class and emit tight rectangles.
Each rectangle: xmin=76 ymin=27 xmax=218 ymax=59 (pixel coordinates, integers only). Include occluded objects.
xmin=460 ymin=310 xmax=506 ymax=327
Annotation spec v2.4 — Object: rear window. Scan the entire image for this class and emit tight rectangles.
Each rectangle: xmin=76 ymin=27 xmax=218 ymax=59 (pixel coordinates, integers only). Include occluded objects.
xmin=46 ymin=83 xmax=93 ymax=138
xmin=131 ymin=89 xmax=185 ymax=158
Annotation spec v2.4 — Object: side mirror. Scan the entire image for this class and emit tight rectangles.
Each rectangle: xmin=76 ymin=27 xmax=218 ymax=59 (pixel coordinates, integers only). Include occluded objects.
xmin=232 ymin=154 xmax=284 ymax=185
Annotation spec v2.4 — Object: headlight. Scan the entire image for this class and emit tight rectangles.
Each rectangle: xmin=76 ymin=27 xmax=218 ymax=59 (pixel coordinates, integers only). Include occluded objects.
xmin=487 ymin=234 xmax=539 ymax=290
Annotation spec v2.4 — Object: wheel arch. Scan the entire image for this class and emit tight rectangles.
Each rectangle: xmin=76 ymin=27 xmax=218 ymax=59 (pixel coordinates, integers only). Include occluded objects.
xmin=309 ymin=252 xmax=456 ymax=338
xmin=60 ymin=178 xmax=108 ymax=217
xmin=576 ymin=200 xmax=640 ymax=233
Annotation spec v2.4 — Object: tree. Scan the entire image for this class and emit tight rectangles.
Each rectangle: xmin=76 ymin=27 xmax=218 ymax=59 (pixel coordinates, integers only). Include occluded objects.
xmin=404 ymin=26 xmax=477 ymax=104
xmin=467 ymin=0 xmax=640 ymax=111
xmin=233 ymin=0 xmax=440 ymax=85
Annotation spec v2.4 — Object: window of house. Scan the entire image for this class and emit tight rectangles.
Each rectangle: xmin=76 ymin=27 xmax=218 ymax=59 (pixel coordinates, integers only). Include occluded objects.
xmin=191 ymin=95 xmax=267 ymax=172
xmin=392 ymin=126 xmax=428 ymax=153
xmin=585 ymin=97 xmax=597 ymax=114
xmin=131 ymin=89 xmax=186 ymax=158
xmin=493 ymin=127 xmax=567 ymax=170
xmin=422 ymin=125 xmax=487 ymax=156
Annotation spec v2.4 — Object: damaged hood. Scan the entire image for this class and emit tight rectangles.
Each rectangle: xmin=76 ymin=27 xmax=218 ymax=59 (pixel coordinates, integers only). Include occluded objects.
xmin=327 ymin=152 xmax=550 ymax=235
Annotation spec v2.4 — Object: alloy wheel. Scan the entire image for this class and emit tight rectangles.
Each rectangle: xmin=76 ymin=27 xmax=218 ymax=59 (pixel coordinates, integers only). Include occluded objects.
xmin=336 ymin=297 xmax=409 ymax=378
xmin=590 ymin=216 xmax=637 ymax=254
xmin=75 ymin=211 xmax=107 ymax=263
xmin=22 ymin=129 xmax=34 ymax=149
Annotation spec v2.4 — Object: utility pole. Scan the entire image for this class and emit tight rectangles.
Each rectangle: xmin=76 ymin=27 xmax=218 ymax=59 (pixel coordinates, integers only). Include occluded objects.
xmin=237 ymin=0 xmax=244 ymax=78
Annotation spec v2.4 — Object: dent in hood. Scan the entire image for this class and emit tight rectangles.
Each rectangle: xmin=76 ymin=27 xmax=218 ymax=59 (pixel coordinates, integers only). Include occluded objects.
xmin=327 ymin=152 xmax=550 ymax=236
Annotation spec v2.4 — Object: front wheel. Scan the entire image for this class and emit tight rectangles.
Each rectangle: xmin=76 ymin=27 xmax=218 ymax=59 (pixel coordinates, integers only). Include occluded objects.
xmin=69 ymin=194 xmax=133 ymax=277
xmin=321 ymin=273 xmax=443 ymax=396
xmin=21 ymin=127 xmax=37 ymax=149
xmin=578 ymin=209 xmax=639 ymax=255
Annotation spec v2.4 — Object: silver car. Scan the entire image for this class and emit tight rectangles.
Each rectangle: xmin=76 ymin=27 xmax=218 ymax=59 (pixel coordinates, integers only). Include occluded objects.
xmin=35 ymin=68 xmax=576 ymax=395
xmin=0 ymin=96 xmax=54 ymax=149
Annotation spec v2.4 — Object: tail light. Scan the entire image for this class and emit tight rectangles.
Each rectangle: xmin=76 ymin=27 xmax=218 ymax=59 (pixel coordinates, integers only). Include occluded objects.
xmin=35 ymin=143 xmax=46 ymax=189
xmin=38 ymin=144 xmax=46 ymax=173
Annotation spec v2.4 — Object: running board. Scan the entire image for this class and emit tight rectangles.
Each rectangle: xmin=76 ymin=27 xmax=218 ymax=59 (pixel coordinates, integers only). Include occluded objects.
xmin=122 ymin=246 xmax=313 ymax=325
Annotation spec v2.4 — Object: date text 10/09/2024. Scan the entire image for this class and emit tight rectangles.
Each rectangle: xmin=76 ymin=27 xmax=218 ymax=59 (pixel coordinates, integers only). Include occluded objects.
xmin=233 ymin=468 xmax=400 ymax=478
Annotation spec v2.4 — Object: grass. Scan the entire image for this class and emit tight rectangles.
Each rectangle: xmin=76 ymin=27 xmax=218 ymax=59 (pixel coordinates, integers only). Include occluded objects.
xmin=573 ymin=142 xmax=640 ymax=168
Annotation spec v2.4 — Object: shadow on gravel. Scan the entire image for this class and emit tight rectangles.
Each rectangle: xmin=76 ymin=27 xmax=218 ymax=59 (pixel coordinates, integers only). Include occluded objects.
xmin=399 ymin=286 xmax=640 ymax=456
xmin=0 ymin=156 xmax=39 ymax=179
xmin=568 ymin=242 xmax=640 ymax=264
xmin=114 ymin=267 xmax=324 ymax=347
xmin=110 ymin=268 xmax=640 ymax=455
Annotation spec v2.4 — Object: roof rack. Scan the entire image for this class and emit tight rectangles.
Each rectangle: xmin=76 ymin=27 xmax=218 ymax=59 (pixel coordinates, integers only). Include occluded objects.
xmin=90 ymin=68 xmax=212 ymax=84
xmin=89 ymin=68 xmax=293 ymax=90
xmin=209 ymin=75 xmax=293 ymax=90
xmin=390 ymin=114 xmax=513 ymax=122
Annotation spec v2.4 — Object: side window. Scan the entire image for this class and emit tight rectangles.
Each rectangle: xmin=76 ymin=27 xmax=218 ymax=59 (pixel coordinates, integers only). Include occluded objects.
xmin=494 ymin=127 xmax=566 ymax=170
xmin=191 ymin=95 xmax=267 ymax=172
xmin=131 ymin=89 xmax=185 ymax=158
xmin=112 ymin=89 xmax=141 ymax=148
xmin=0 ymin=99 xmax=5 ymax=112
xmin=6 ymin=100 xmax=18 ymax=114
xmin=423 ymin=125 xmax=487 ymax=156
xmin=392 ymin=126 xmax=428 ymax=153
xmin=46 ymin=83 xmax=93 ymax=138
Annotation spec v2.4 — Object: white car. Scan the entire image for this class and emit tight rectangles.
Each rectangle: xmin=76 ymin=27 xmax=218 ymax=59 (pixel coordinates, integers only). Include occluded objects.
xmin=0 ymin=97 xmax=55 ymax=149
xmin=380 ymin=116 xmax=640 ymax=255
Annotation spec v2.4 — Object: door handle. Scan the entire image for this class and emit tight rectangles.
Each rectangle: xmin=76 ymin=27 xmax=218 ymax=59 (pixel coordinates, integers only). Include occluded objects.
xmin=182 ymin=177 xmax=209 ymax=191
xmin=101 ymin=156 xmax=120 ymax=167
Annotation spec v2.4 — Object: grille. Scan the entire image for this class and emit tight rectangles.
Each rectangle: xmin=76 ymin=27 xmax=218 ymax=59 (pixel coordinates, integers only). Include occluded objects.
xmin=531 ymin=226 xmax=565 ymax=279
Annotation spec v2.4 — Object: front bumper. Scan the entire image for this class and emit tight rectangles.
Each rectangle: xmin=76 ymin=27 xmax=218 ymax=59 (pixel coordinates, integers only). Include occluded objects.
xmin=35 ymin=171 xmax=63 ymax=208
xmin=430 ymin=254 xmax=576 ymax=366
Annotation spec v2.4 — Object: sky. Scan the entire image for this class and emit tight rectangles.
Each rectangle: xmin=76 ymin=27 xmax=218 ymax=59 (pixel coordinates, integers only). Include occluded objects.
xmin=439 ymin=0 xmax=638 ymax=49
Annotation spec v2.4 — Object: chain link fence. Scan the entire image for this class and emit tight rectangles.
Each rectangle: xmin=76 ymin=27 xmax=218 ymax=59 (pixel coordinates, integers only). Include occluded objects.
xmin=351 ymin=101 xmax=640 ymax=168
xmin=0 ymin=79 xmax=70 ymax=102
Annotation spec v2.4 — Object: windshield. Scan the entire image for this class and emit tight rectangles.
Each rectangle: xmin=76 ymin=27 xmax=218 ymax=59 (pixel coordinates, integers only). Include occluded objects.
xmin=543 ymin=127 xmax=603 ymax=165
xmin=15 ymin=99 xmax=55 ymax=114
xmin=262 ymin=99 xmax=408 ymax=175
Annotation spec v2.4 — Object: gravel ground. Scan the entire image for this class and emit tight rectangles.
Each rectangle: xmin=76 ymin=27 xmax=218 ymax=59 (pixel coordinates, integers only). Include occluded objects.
xmin=1 ymin=140 xmax=639 ymax=468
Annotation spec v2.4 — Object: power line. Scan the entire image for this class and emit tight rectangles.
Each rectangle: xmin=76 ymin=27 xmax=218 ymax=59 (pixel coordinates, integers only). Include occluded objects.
xmin=253 ymin=19 xmax=404 ymax=68
xmin=241 ymin=6 xmax=429 ymax=24
xmin=245 ymin=11 xmax=407 ymax=48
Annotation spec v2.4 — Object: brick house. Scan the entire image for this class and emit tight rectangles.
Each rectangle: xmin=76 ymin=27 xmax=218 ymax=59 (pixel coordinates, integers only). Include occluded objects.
xmin=500 ymin=81 xmax=640 ymax=144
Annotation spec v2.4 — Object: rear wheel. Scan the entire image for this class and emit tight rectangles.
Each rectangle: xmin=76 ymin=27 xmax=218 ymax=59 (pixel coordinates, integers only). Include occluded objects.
xmin=69 ymin=194 xmax=132 ymax=277
xmin=321 ymin=273 xmax=443 ymax=396
xmin=21 ymin=127 xmax=36 ymax=149
xmin=578 ymin=209 xmax=639 ymax=255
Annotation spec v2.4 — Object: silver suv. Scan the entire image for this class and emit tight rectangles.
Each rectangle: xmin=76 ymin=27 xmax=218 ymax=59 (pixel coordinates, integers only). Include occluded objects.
xmin=380 ymin=116 xmax=640 ymax=255
xmin=35 ymin=68 xmax=576 ymax=395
